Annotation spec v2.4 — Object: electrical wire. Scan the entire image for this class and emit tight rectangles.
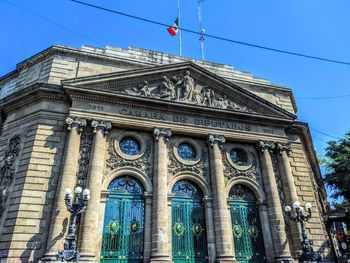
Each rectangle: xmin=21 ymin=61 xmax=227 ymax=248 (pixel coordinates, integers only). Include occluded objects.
xmin=296 ymin=94 xmax=350 ymax=100
xmin=70 ymin=0 xmax=350 ymax=66
xmin=310 ymin=127 xmax=341 ymax=140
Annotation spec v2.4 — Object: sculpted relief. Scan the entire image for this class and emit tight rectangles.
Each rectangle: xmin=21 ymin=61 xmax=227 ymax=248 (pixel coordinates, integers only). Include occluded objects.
xmin=119 ymin=71 xmax=254 ymax=113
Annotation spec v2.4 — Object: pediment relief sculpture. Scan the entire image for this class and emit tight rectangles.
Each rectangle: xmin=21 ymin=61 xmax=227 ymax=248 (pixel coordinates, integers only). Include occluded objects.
xmin=118 ymin=71 xmax=254 ymax=113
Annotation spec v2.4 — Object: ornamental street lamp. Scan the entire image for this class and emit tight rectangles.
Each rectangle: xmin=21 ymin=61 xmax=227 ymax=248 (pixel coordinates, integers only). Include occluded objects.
xmin=57 ymin=186 xmax=90 ymax=262
xmin=285 ymin=201 xmax=323 ymax=263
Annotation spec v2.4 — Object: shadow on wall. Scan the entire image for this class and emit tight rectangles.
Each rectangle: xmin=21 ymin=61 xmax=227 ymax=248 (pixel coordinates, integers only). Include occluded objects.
xmin=18 ymin=120 xmax=67 ymax=262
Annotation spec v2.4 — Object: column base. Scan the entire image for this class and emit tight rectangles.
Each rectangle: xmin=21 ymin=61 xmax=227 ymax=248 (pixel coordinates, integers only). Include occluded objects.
xmin=273 ymin=256 xmax=294 ymax=263
xmin=149 ymin=254 xmax=171 ymax=262
xmin=215 ymin=255 xmax=237 ymax=263
xmin=41 ymin=252 xmax=58 ymax=262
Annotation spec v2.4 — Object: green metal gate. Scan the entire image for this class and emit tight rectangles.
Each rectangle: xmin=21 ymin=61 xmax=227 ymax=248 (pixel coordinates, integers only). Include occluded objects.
xmin=101 ymin=177 xmax=144 ymax=263
xmin=171 ymin=180 xmax=207 ymax=263
xmin=228 ymin=184 xmax=266 ymax=263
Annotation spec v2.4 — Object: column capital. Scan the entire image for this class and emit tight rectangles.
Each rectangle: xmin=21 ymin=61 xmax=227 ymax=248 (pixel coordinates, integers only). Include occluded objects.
xmin=66 ymin=116 xmax=87 ymax=133
xmin=256 ymin=141 xmax=275 ymax=153
xmin=153 ymin=128 xmax=172 ymax=142
xmin=276 ymin=142 xmax=292 ymax=156
xmin=91 ymin=120 xmax=112 ymax=136
xmin=207 ymin=134 xmax=225 ymax=147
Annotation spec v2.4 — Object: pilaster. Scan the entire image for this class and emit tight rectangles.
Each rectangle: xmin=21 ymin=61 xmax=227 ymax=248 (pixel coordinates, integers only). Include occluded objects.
xmin=42 ymin=117 xmax=87 ymax=261
xmin=79 ymin=119 xmax=112 ymax=261
xmin=257 ymin=141 xmax=293 ymax=263
xmin=149 ymin=128 xmax=172 ymax=263
xmin=207 ymin=134 xmax=236 ymax=263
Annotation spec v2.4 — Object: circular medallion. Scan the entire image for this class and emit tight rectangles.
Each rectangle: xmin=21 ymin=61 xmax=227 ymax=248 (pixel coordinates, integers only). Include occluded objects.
xmin=233 ymin=225 xmax=243 ymax=238
xmin=130 ymin=221 xmax=139 ymax=233
xmin=119 ymin=137 xmax=141 ymax=156
xmin=192 ymin=223 xmax=202 ymax=236
xmin=248 ymin=225 xmax=259 ymax=238
xmin=174 ymin=222 xmax=185 ymax=236
xmin=178 ymin=143 xmax=196 ymax=161
xmin=108 ymin=220 xmax=119 ymax=236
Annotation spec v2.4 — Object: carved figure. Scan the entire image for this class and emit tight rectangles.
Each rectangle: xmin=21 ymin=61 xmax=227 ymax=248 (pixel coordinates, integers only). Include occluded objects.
xmin=139 ymin=81 xmax=151 ymax=97
xmin=203 ymin=86 xmax=214 ymax=107
xmin=176 ymin=71 xmax=195 ymax=101
xmin=192 ymin=85 xmax=204 ymax=104
xmin=157 ymin=76 xmax=176 ymax=100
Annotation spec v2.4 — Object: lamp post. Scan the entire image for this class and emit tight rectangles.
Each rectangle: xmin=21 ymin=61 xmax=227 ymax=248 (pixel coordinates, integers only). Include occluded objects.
xmin=57 ymin=186 xmax=90 ymax=262
xmin=285 ymin=201 xmax=322 ymax=262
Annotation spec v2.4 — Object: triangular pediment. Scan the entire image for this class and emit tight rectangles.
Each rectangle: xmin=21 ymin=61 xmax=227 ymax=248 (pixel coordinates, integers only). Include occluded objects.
xmin=62 ymin=62 xmax=295 ymax=120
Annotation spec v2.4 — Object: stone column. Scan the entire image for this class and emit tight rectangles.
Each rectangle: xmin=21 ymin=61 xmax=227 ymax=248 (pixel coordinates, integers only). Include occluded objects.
xmin=149 ymin=128 xmax=172 ymax=263
xmin=207 ymin=134 xmax=236 ymax=263
xmin=257 ymin=141 xmax=293 ymax=262
xmin=80 ymin=120 xmax=112 ymax=261
xmin=143 ymin=192 xmax=153 ymax=263
xmin=258 ymin=202 xmax=274 ymax=262
xmin=276 ymin=143 xmax=301 ymax=254
xmin=204 ymin=197 xmax=216 ymax=263
xmin=43 ymin=117 xmax=86 ymax=260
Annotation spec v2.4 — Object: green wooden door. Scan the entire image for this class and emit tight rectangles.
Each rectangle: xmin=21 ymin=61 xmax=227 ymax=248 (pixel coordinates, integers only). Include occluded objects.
xmin=101 ymin=177 xmax=144 ymax=263
xmin=229 ymin=185 xmax=266 ymax=263
xmin=172 ymin=180 xmax=207 ymax=263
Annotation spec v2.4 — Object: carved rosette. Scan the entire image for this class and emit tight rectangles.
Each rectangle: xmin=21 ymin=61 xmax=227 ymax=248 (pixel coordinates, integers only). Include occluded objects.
xmin=66 ymin=116 xmax=87 ymax=133
xmin=91 ymin=120 xmax=112 ymax=136
xmin=256 ymin=141 xmax=275 ymax=152
xmin=105 ymin=137 xmax=153 ymax=178
xmin=76 ymin=126 xmax=93 ymax=187
xmin=276 ymin=142 xmax=292 ymax=156
xmin=153 ymin=128 xmax=172 ymax=142
xmin=0 ymin=135 xmax=21 ymax=216
xmin=207 ymin=134 xmax=225 ymax=148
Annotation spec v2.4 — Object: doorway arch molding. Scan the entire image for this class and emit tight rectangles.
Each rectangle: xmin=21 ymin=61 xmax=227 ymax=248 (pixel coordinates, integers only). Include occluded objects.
xmin=168 ymin=172 xmax=211 ymax=197
xmin=103 ymin=166 xmax=153 ymax=193
xmin=226 ymin=177 xmax=266 ymax=203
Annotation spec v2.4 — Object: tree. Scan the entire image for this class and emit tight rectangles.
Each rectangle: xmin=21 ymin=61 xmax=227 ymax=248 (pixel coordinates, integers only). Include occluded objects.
xmin=322 ymin=131 xmax=350 ymax=203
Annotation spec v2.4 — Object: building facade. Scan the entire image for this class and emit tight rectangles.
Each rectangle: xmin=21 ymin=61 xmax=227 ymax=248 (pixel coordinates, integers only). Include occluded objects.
xmin=0 ymin=45 xmax=332 ymax=262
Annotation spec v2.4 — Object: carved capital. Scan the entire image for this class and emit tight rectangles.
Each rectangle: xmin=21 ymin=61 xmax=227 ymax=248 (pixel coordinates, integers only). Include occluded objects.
xmin=66 ymin=117 xmax=87 ymax=133
xmin=91 ymin=120 xmax=112 ymax=136
xmin=207 ymin=134 xmax=225 ymax=148
xmin=153 ymin=128 xmax=172 ymax=142
xmin=256 ymin=141 xmax=275 ymax=153
xmin=276 ymin=142 xmax=291 ymax=156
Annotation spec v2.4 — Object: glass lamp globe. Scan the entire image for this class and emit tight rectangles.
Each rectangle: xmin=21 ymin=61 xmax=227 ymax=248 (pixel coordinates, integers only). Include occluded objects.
xmin=293 ymin=201 xmax=301 ymax=208
xmin=284 ymin=206 xmax=292 ymax=212
xmin=83 ymin=189 xmax=90 ymax=196
xmin=65 ymin=188 xmax=72 ymax=195
xmin=75 ymin=186 xmax=83 ymax=194
xmin=305 ymin=203 xmax=312 ymax=209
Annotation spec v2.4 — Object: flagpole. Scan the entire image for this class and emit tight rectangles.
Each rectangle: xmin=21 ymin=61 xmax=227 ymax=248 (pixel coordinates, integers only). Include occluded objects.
xmin=197 ymin=0 xmax=205 ymax=60
xmin=177 ymin=0 xmax=182 ymax=56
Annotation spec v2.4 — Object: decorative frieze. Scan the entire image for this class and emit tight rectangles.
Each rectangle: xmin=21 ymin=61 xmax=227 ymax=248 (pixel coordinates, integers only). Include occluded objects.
xmin=117 ymin=71 xmax=254 ymax=113
xmin=76 ymin=126 xmax=93 ymax=187
xmin=66 ymin=116 xmax=87 ymax=132
xmin=153 ymin=128 xmax=172 ymax=142
xmin=91 ymin=120 xmax=112 ymax=135
xmin=207 ymin=134 xmax=225 ymax=147
xmin=0 ymin=135 xmax=21 ymax=216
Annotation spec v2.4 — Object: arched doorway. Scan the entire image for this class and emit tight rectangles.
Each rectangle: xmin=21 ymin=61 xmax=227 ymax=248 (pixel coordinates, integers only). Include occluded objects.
xmin=228 ymin=184 xmax=266 ymax=263
xmin=171 ymin=180 xmax=208 ymax=263
xmin=101 ymin=176 xmax=145 ymax=262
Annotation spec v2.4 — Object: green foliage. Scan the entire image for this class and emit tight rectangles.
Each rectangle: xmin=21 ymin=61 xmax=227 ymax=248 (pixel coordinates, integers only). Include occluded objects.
xmin=323 ymin=131 xmax=350 ymax=201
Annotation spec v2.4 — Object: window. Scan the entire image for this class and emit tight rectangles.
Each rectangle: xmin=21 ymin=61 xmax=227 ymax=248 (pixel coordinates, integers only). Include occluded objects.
xmin=230 ymin=148 xmax=248 ymax=166
xmin=119 ymin=137 xmax=141 ymax=156
xmin=177 ymin=143 xmax=196 ymax=161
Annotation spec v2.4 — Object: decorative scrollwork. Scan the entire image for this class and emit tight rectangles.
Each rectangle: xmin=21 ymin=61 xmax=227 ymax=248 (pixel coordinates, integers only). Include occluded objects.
xmin=172 ymin=180 xmax=203 ymax=198
xmin=276 ymin=142 xmax=292 ymax=156
xmin=256 ymin=141 xmax=275 ymax=152
xmin=66 ymin=117 xmax=87 ymax=133
xmin=91 ymin=120 xmax=112 ymax=136
xmin=76 ymin=126 xmax=93 ymax=187
xmin=207 ymin=134 xmax=225 ymax=148
xmin=0 ymin=135 xmax=21 ymax=216
xmin=223 ymin=150 xmax=259 ymax=181
xmin=105 ymin=137 xmax=152 ymax=177
xmin=108 ymin=177 xmax=144 ymax=194
xmin=153 ymin=128 xmax=172 ymax=142
xmin=229 ymin=184 xmax=256 ymax=201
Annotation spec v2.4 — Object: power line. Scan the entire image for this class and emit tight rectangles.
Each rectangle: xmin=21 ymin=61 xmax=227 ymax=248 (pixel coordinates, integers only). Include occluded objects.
xmin=296 ymin=94 xmax=350 ymax=100
xmin=2 ymin=0 xmax=101 ymax=45
xmin=310 ymin=127 xmax=341 ymax=140
xmin=70 ymin=0 xmax=350 ymax=66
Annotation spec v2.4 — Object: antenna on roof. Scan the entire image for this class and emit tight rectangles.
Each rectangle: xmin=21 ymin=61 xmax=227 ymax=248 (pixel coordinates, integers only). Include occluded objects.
xmin=197 ymin=0 xmax=205 ymax=60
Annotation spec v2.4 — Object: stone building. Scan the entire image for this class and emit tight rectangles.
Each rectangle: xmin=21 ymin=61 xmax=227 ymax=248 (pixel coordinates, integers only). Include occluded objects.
xmin=0 ymin=45 xmax=332 ymax=262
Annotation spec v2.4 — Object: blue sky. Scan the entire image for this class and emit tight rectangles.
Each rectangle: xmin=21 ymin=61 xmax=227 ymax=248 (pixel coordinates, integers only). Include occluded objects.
xmin=1 ymin=0 xmax=349 ymax=159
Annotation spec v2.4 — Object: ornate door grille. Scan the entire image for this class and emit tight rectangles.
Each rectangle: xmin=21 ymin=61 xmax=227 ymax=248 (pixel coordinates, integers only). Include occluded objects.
xmin=172 ymin=180 xmax=207 ymax=263
xmin=229 ymin=184 xmax=266 ymax=263
xmin=101 ymin=177 xmax=145 ymax=262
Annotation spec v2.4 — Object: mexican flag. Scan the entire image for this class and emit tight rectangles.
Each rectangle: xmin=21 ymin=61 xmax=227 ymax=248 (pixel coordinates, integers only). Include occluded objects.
xmin=167 ymin=18 xmax=179 ymax=36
